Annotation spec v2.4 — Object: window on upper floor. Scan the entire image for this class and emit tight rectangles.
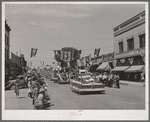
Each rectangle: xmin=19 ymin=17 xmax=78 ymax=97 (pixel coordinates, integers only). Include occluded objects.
xmin=139 ymin=34 xmax=145 ymax=48
xmin=7 ymin=37 xmax=9 ymax=45
xmin=119 ymin=42 xmax=123 ymax=53
xmin=127 ymin=38 xmax=134 ymax=51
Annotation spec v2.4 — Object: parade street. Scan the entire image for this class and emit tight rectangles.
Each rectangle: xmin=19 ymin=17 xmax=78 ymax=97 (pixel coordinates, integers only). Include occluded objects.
xmin=5 ymin=78 xmax=145 ymax=110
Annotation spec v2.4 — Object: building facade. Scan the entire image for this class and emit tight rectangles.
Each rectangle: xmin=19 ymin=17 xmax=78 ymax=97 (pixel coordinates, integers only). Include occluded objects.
xmin=95 ymin=52 xmax=114 ymax=73
xmin=5 ymin=21 xmax=11 ymax=83
xmin=9 ymin=52 xmax=22 ymax=77
xmin=20 ymin=54 xmax=27 ymax=74
xmin=113 ymin=11 xmax=145 ymax=81
xmin=90 ymin=52 xmax=115 ymax=73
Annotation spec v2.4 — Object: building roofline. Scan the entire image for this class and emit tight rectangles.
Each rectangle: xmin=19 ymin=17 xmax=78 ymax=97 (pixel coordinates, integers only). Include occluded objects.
xmin=113 ymin=11 xmax=145 ymax=31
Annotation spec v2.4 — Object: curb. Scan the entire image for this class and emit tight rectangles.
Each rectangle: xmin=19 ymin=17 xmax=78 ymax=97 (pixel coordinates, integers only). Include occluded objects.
xmin=120 ymin=82 xmax=128 ymax=85
xmin=120 ymin=82 xmax=145 ymax=87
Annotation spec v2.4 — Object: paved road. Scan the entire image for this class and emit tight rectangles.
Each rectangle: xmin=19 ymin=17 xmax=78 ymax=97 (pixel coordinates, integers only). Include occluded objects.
xmin=5 ymin=78 xmax=145 ymax=110
xmin=48 ymin=79 xmax=145 ymax=110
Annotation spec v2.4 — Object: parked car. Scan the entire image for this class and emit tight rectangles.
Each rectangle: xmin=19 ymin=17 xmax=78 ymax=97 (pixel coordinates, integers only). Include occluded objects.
xmin=5 ymin=75 xmax=27 ymax=90
xmin=70 ymin=73 xmax=105 ymax=94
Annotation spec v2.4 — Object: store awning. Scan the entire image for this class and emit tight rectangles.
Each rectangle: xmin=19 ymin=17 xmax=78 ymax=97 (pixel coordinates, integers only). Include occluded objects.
xmin=96 ymin=62 xmax=109 ymax=71
xmin=124 ymin=65 xmax=144 ymax=72
xmin=112 ymin=66 xmax=130 ymax=71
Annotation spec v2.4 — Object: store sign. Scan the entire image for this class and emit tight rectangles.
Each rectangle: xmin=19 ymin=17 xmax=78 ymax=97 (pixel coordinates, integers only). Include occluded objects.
xmin=130 ymin=49 xmax=145 ymax=55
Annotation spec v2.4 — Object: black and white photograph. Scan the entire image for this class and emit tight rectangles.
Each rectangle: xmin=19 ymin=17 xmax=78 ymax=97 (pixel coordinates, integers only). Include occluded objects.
xmin=2 ymin=2 xmax=148 ymax=120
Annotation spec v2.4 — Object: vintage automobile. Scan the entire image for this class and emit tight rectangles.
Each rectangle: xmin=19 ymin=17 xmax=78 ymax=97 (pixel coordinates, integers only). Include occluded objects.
xmin=70 ymin=73 xmax=105 ymax=94
xmin=5 ymin=75 xmax=27 ymax=90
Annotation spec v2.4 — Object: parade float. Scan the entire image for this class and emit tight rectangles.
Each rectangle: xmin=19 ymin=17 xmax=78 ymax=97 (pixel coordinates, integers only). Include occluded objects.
xmin=70 ymin=73 xmax=105 ymax=94
xmin=53 ymin=47 xmax=82 ymax=84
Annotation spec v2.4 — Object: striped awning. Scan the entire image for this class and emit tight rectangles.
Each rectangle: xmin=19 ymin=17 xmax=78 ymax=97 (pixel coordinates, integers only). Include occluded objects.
xmin=112 ymin=66 xmax=130 ymax=71
xmin=96 ymin=62 xmax=109 ymax=71
xmin=124 ymin=65 xmax=144 ymax=72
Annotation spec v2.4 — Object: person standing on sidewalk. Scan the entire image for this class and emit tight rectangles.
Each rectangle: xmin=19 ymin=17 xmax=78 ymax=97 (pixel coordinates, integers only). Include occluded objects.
xmin=108 ymin=72 xmax=114 ymax=87
xmin=140 ymin=72 xmax=145 ymax=82
xmin=27 ymin=78 xmax=32 ymax=98
xmin=103 ymin=72 xmax=108 ymax=86
xmin=114 ymin=72 xmax=120 ymax=88
xmin=14 ymin=79 xmax=20 ymax=99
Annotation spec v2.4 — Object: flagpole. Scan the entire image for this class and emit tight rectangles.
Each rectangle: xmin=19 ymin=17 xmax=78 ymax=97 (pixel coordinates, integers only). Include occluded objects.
xmin=20 ymin=48 xmax=21 ymax=56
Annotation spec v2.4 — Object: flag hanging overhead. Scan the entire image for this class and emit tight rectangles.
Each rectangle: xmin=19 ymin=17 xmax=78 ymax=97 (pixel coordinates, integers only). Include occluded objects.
xmin=40 ymin=61 xmax=44 ymax=67
xmin=30 ymin=48 xmax=38 ymax=58
xmin=94 ymin=48 xmax=100 ymax=57
xmin=54 ymin=50 xmax=61 ymax=61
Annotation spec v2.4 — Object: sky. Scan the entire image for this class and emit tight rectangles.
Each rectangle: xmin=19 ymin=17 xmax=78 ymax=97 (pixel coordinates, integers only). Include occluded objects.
xmin=4 ymin=2 xmax=145 ymax=68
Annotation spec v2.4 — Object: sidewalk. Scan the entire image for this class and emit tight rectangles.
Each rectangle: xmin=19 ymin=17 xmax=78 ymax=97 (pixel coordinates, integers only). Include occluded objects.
xmin=120 ymin=80 xmax=145 ymax=87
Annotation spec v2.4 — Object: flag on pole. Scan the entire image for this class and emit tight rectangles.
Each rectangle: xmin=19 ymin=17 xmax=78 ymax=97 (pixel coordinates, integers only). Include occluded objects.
xmin=54 ymin=50 xmax=61 ymax=60
xmin=30 ymin=48 xmax=38 ymax=58
xmin=40 ymin=61 xmax=44 ymax=67
xmin=94 ymin=48 xmax=100 ymax=57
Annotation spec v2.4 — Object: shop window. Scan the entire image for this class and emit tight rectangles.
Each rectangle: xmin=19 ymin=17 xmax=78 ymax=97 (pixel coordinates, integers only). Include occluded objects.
xmin=139 ymin=34 xmax=145 ymax=48
xmin=119 ymin=42 xmax=123 ymax=53
xmin=127 ymin=38 xmax=134 ymax=51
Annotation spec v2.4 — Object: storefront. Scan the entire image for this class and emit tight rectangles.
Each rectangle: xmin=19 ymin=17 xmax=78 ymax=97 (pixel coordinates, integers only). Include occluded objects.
xmin=96 ymin=61 xmax=112 ymax=73
xmin=113 ymin=48 xmax=145 ymax=81
xmin=96 ymin=53 xmax=114 ymax=73
xmin=89 ymin=56 xmax=102 ymax=72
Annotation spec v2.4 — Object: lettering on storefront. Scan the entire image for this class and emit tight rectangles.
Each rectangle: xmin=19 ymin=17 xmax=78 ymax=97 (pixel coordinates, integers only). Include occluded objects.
xmin=129 ymin=49 xmax=145 ymax=55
